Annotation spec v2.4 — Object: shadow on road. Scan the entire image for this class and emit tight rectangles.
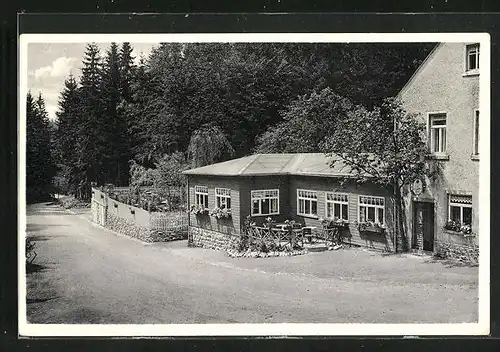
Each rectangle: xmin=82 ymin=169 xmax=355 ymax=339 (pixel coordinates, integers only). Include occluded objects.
xmin=27 ymin=223 xmax=69 ymax=233
xmin=26 ymin=263 xmax=54 ymax=274
xmin=423 ymin=257 xmax=478 ymax=268
xmin=27 ymin=296 xmax=60 ymax=304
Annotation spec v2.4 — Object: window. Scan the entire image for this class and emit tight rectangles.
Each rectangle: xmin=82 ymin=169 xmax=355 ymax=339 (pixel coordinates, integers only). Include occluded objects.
xmin=326 ymin=192 xmax=349 ymax=220
xmin=429 ymin=113 xmax=447 ymax=154
xmin=449 ymin=194 xmax=472 ymax=225
xmin=251 ymin=189 xmax=279 ymax=216
xmin=215 ymin=188 xmax=231 ymax=209
xmin=194 ymin=186 xmax=208 ymax=208
xmin=358 ymin=196 xmax=385 ymax=225
xmin=297 ymin=189 xmax=318 ymax=217
xmin=466 ymin=44 xmax=480 ymax=71
xmin=473 ymin=110 xmax=479 ymax=156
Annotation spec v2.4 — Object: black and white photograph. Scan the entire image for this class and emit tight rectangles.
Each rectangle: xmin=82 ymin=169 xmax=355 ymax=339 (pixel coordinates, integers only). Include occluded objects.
xmin=18 ymin=32 xmax=490 ymax=336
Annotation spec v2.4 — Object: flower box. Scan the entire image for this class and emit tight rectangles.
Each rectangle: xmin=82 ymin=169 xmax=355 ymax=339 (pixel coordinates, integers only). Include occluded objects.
xmin=443 ymin=221 xmax=472 ymax=234
xmin=319 ymin=218 xmax=350 ymax=229
xmin=357 ymin=222 xmax=385 ymax=234
xmin=209 ymin=207 xmax=232 ymax=219
xmin=190 ymin=204 xmax=209 ymax=216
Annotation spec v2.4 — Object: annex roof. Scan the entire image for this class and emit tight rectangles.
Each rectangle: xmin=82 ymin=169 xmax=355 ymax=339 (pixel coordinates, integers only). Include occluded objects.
xmin=183 ymin=153 xmax=372 ymax=178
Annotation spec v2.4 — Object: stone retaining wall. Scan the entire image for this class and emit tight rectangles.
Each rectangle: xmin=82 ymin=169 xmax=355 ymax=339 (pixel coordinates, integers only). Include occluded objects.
xmin=106 ymin=213 xmax=154 ymax=242
xmin=188 ymin=226 xmax=237 ymax=251
xmin=435 ymin=241 xmax=479 ymax=265
xmin=188 ymin=226 xmax=309 ymax=258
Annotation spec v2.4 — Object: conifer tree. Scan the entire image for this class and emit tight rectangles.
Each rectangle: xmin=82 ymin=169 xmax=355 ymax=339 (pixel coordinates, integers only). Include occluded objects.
xmin=75 ymin=43 xmax=105 ymax=198
xmin=26 ymin=92 xmax=55 ymax=202
xmin=119 ymin=42 xmax=136 ymax=103
xmin=55 ymin=74 xmax=80 ymax=195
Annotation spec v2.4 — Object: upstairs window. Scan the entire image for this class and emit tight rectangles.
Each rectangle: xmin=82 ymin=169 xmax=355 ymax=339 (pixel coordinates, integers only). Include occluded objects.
xmin=429 ymin=113 xmax=447 ymax=154
xmin=326 ymin=192 xmax=349 ymax=220
xmin=359 ymin=196 xmax=385 ymax=225
xmin=297 ymin=189 xmax=318 ymax=217
xmin=473 ymin=110 xmax=480 ymax=156
xmin=251 ymin=189 xmax=279 ymax=216
xmin=466 ymin=44 xmax=480 ymax=71
xmin=194 ymin=186 xmax=209 ymax=208
xmin=215 ymin=188 xmax=231 ymax=209
xmin=449 ymin=194 xmax=472 ymax=226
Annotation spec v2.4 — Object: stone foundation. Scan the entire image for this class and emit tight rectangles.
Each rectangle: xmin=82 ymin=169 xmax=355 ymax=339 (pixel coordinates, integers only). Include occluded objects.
xmin=436 ymin=241 xmax=479 ymax=265
xmin=106 ymin=213 xmax=154 ymax=242
xmin=188 ymin=226 xmax=236 ymax=251
xmin=188 ymin=226 xmax=309 ymax=258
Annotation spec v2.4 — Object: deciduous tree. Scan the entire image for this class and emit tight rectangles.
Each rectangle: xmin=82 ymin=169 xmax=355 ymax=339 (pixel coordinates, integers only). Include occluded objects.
xmin=321 ymin=98 xmax=436 ymax=252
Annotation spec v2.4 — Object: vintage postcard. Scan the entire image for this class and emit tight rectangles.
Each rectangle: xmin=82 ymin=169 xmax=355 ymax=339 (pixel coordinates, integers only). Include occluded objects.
xmin=18 ymin=32 xmax=490 ymax=336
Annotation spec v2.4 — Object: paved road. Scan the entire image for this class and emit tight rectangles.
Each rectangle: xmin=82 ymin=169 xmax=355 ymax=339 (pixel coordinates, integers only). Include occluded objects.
xmin=25 ymin=202 xmax=479 ymax=324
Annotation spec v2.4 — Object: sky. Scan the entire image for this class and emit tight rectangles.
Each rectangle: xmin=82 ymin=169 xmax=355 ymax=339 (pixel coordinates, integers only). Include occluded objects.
xmin=27 ymin=43 xmax=157 ymax=120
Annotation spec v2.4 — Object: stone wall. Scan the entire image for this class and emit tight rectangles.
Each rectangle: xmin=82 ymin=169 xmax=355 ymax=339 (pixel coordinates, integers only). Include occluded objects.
xmin=188 ymin=226 xmax=238 ymax=251
xmin=435 ymin=240 xmax=479 ymax=265
xmin=106 ymin=212 xmax=154 ymax=242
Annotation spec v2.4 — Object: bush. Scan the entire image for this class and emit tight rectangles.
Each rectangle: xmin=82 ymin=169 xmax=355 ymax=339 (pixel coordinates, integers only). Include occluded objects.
xmin=26 ymin=238 xmax=37 ymax=264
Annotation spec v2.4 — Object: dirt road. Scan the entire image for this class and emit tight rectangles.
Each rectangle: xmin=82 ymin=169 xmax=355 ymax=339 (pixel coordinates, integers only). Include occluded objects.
xmin=25 ymin=202 xmax=478 ymax=324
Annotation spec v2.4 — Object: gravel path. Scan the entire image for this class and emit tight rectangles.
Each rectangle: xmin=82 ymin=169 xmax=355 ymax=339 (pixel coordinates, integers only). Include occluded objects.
xmin=25 ymin=202 xmax=478 ymax=324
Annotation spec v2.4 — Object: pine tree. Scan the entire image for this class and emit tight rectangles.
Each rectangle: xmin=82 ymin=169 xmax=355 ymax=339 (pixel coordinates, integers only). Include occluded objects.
xmin=119 ymin=42 xmax=136 ymax=103
xmin=55 ymin=74 xmax=80 ymax=195
xmin=75 ymin=43 xmax=105 ymax=199
xmin=26 ymin=92 xmax=56 ymax=202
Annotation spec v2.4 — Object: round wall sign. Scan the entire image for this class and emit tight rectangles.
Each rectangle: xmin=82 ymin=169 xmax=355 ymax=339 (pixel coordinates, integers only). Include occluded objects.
xmin=411 ymin=179 xmax=424 ymax=196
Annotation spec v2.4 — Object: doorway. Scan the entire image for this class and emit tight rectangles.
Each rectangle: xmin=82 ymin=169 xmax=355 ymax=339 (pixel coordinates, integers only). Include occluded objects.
xmin=412 ymin=201 xmax=435 ymax=252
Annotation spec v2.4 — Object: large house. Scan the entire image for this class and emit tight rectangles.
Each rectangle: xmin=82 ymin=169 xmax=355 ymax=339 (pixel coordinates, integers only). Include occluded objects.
xmin=183 ymin=42 xmax=481 ymax=260
xmin=398 ymin=42 xmax=480 ymax=260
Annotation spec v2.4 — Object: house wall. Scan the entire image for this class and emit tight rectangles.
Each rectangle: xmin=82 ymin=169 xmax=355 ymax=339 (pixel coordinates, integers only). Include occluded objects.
xmin=289 ymin=176 xmax=395 ymax=251
xmin=400 ymin=42 xmax=480 ymax=256
xmin=187 ymin=175 xmax=241 ymax=235
xmin=186 ymin=174 xmax=395 ymax=251
xmin=239 ymin=175 xmax=291 ymax=228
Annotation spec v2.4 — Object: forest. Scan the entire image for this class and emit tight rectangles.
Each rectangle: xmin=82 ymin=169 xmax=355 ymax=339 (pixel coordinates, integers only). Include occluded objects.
xmin=26 ymin=41 xmax=435 ymax=202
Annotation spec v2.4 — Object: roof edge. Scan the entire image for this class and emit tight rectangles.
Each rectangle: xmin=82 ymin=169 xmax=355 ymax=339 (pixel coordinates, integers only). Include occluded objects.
xmin=397 ymin=43 xmax=442 ymax=100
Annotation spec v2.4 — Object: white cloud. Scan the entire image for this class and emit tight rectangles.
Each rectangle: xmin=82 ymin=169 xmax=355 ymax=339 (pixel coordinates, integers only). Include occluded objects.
xmin=34 ymin=56 xmax=78 ymax=80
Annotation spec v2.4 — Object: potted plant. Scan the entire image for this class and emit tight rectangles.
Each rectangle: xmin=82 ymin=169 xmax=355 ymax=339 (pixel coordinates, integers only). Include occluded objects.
xmin=190 ymin=204 xmax=209 ymax=215
xmin=209 ymin=207 xmax=232 ymax=219
xmin=319 ymin=217 xmax=349 ymax=229
xmin=444 ymin=220 xmax=473 ymax=235
xmin=443 ymin=220 xmax=461 ymax=232
xmin=358 ymin=221 xmax=385 ymax=234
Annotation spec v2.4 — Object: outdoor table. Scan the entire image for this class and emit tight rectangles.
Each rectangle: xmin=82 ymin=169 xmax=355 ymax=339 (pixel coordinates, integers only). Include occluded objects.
xmin=301 ymin=226 xmax=317 ymax=243
xmin=272 ymin=224 xmax=304 ymax=246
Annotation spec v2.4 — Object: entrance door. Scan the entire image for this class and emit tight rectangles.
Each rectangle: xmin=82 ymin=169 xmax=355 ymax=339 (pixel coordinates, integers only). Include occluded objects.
xmin=412 ymin=202 xmax=435 ymax=252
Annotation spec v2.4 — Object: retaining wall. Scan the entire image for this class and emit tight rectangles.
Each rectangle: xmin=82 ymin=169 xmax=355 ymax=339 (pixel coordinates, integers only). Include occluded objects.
xmin=91 ymin=187 xmax=188 ymax=242
xmin=188 ymin=226 xmax=238 ymax=251
xmin=436 ymin=239 xmax=479 ymax=265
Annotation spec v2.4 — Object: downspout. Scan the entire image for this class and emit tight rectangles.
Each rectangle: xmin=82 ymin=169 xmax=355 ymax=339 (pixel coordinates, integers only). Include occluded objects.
xmin=186 ymin=175 xmax=191 ymax=246
xmin=187 ymin=176 xmax=190 ymax=227
xmin=393 ymin=184 xmax=397 ymax=253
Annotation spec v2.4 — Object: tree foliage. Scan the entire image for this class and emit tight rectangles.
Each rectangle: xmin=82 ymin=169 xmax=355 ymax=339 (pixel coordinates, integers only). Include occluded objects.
xmin=321 ymin=98 xmax=436 ymax=251
xmin=47 ymin=41 xmax=433 ymax=201
xmin=26 ymin=92 xmax=56 ymax=202
xmin=187 ymin=124 xmax=235 ymax=168
xmin=255 ymin=88 xmax=354 ymax=153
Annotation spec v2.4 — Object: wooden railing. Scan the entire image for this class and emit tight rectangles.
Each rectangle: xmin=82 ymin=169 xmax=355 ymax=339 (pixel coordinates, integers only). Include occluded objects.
xmin=245 ymin=226 xmax=305 ymax=249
